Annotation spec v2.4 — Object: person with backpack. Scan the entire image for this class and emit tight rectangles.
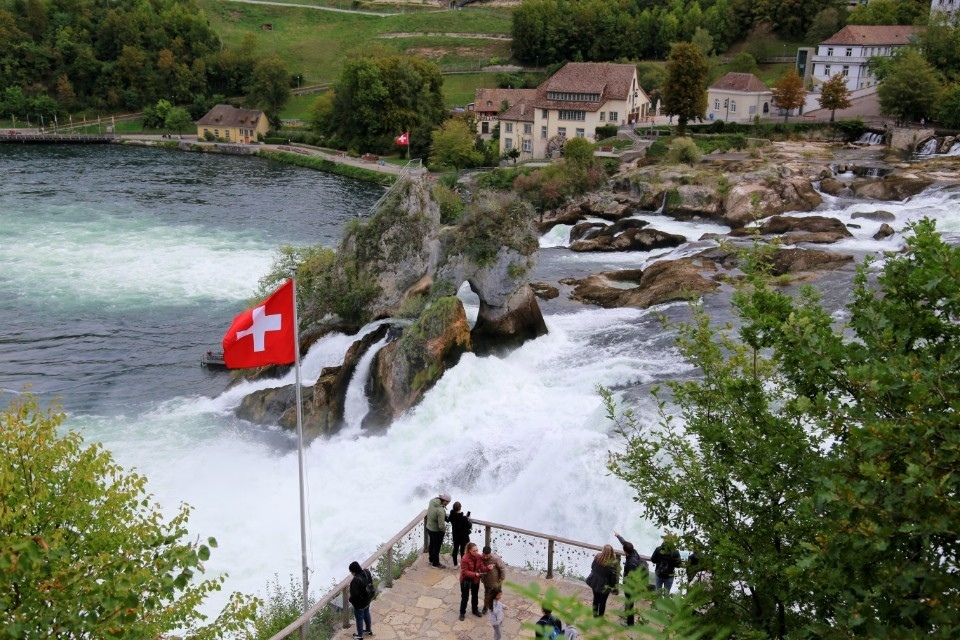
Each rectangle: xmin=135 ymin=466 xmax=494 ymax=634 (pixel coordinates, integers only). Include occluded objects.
xmin=348 ymin=561 xmax=374 ymax=639
xmin=534 ymin=607 xmax=563 ymax=639
xmin=426 ymin=492 xmax=451 ymax=568
xmin=614 ymin=530 xmax=646 ymax=625
xmin=585 ymin=544 xmax=620 ymax=617
xmin=448 ymin=501 xmax=472 ymax=567
xmin=651 ymin=532 xmax=683 ymax=596
xmin=458 ymin=542 xmax=487 ymax=621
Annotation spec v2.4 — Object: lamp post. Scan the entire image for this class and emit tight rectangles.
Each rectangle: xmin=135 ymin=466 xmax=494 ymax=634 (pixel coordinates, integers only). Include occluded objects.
xmin=724 ymin=98 xmax=730 ymax=122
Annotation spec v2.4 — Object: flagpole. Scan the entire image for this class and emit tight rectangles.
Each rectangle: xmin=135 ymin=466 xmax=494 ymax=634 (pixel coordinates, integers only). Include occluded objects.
xmin=291 ymin=276 xmax=309 ymax=640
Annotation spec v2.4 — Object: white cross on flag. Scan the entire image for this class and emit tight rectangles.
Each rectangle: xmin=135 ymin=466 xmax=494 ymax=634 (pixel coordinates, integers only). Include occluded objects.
xmin=221 ymin=279 xmax=296 ymax=369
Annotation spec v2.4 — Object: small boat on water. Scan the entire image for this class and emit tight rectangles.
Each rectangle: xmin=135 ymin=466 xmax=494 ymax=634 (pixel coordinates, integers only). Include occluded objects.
xmin=201 ymin=350 xmax=226 ymax=368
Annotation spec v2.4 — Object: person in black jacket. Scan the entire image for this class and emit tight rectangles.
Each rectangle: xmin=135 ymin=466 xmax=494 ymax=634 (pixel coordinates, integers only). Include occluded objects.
xmin=614 ymin=530 xmax=646 ymax=625
xmin=534 ymin=607 xmax=562 ymax=638
xmin=585 ymin=544 xmax=620 ymax=617
xmin=348 ymin=561 xmax=373 ymax=639
xmin=448 ymin=501 xmax=472 ymax=566
xmin=651 ymin=533 xmax=682 ymax=596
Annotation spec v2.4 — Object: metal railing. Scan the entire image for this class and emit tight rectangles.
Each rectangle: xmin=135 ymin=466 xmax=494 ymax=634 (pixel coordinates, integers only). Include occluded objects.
xmin=363 ymin=158 xmax=423 ymax=217
xmin=268 ymin=510 xmax=652 ymax=640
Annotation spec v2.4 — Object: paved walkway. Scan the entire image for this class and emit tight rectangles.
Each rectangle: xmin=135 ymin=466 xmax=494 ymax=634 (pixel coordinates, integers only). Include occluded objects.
xmin=330 ymin=555 xmax=594 ymax=640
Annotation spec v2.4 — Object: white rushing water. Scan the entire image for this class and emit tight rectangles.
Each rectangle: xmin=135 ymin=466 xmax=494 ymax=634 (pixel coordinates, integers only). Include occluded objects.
xmin=5 ymin=145 xmax=959 ymax=620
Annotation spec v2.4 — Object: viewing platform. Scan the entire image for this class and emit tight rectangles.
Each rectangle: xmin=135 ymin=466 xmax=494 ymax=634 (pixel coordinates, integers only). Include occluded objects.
xmin=0 ymin=132 xmax=117 ymax=144
xmin=269 ymin=510 xmax=659 ymax=640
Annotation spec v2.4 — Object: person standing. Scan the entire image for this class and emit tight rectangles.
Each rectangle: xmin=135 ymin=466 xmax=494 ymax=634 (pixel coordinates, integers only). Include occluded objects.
xmin=448 ymin=502 xmax=472 ymax=566
xmin=535 ymin=607 xmax=562 ymax=638
xmin=348 ymin=561 xmax=374 ymax=639
xmin=488 ymin=588 xmax=505 ymax=640
xmin=481 ymin=545 xmax=507 ymax=614
xmin=614 ymin=530 xmax=645 ymax=625
xmin=585 ymin=544 xmax=620 ymax=617
xmin=458 ymin=542 xmax=486 ymax=620
xmin=426 ymin=492 xmax=451 ymax=567
xmin=651 ymin=532 xmax=682 ymax=596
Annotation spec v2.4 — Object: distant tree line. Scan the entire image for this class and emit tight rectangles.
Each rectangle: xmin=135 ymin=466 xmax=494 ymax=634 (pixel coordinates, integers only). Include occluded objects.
xmin=0 ymin=0 xmax=284 ymax=125
xmin=511 ymin=0 xmax=853 ymax=65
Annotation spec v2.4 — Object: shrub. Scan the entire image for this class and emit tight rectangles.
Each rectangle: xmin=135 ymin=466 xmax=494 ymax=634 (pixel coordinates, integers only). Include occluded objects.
xmin=595 ymin=124 xmax=618 ymax=139
xmin=250 ymin=574 xmax=332 ymax=640
xmin=432 ymin=182 xmax=464 ymax=224
xmin=666 ymin=137 xmax=702 ymax=165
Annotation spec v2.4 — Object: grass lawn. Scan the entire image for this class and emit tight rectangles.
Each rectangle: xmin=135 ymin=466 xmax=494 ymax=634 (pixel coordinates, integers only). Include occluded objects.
xmin=196 ymin=0 xmax=513 ymax=85
xmin=441 ymin=71 xmax=544 ymax=108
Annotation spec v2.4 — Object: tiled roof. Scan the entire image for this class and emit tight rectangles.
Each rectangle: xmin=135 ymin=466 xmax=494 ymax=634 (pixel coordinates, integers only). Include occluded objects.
xmin=196 ymin=104 xmax=266 ymax=127
xmin=709 ymin=72 xmax=770 ymax=93
xmin=820 ymin=25 xmax=917 ymax=46
xmin=535 ymin=62 xmax=637 ymax=112
xmin=500 ymin=97 xmax=535 ymax=122
xmin=471 ymin=88 xmax=536 ymax=113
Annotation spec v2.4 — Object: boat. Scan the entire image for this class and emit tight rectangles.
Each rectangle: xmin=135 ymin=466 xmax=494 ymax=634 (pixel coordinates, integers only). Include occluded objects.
xmin=201 ymin=350 xmax=226 ymax=368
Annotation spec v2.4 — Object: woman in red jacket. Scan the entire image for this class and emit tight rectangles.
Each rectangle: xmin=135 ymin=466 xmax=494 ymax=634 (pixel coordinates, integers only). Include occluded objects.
xmin=458 ymin=542 xmax=488 ymax=620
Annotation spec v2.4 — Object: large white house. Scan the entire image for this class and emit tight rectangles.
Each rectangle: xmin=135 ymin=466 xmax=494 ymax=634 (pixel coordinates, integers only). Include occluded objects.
xmin=498 ymin=62 xmax=650 ymax=160
xmin=809 ymin=25 xmax=918 ymax=92
xmin=932 ymin=0 xmax=960 ymax=16
xmin=706 ymin=73 xmax=773 ymax=123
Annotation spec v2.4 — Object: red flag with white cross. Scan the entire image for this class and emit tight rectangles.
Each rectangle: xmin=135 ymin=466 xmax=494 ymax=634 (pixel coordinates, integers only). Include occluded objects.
xmin=222 ymin=279 xmax=296 ymax=369
xmin=395 ymin=132 xmax=409 ymax=145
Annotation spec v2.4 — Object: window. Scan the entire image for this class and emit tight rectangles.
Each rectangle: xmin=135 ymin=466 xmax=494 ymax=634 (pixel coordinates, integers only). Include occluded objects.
xmin=542 ymin=109 xmax=548 ymax=118
xmin=558 ymin=110 xmax=586 ymax=121
xmin=842 ymin=65 xmax=849 ymax=77
xmin=824 ymin=65 xmax=831 ymax=76
xmin=524 ymin=123 xmax=532 ymax=134
xmin=214 ymin=129 xmax=220 ymax=138
xmin=505 ymin=123 xmax=513 ymax=133
xmin=599 ymin=112 xmax=605 ymax=121
xmin=541 ymin=125 xmax=547 ymax=139
xmin=575 ymin=128 xmax=585 ymax=138
xmin=481 ymin=121 xmax=489 ymax=134
xmin=522 ymin=139 xmax=532 ymax=152
xmin=546 ymin=91 xmax=601 ymax=102
xmin=557 ymin=127 xmax=567 ymax=137
xmin=845 ymin=48 xmax=852 ymax=56
xmin=714 ymin=99 xmax=720 ymax=110
xmin=504 ymin=138 xmax=513 ymax=149
xmin=608 ymin=111 xmax=618 ymax=122
xmin=225 ymin=130 xmax=231 ymax=140
xmin=827 ymin=47 xmax=833 ymax=56
xmin=730 ymin=100 xmax=737 ymax=113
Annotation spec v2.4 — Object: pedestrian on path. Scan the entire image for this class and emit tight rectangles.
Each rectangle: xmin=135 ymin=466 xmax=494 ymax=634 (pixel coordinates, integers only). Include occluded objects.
xmin=449 ymin=501 xmax=472 ymax=566
xmin=585 ymin=544 xmax=620 ymax=617
xmin=481 ymin=546 xmax=507 ymax=614
xmin=426 ymin=492 xmax=451 ymax=567
xmin=488 ymin=588 xmax=506 ymax=640
xmin=614 ymin=530 xmax=646 ymax=625
xmin=348 ymin=561 xmax=374 ymax=639
xmin=651 ymin=532 xmax=682 ymax=596
xmin=458 ymin=542 xmax=486 ymax=620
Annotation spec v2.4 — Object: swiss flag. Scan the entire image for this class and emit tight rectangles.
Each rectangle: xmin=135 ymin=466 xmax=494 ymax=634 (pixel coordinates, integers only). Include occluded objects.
xmin=395 ymin=132 xmax=409 ymax=145
xmin=222 ymin=279 xmax=296 ymax=369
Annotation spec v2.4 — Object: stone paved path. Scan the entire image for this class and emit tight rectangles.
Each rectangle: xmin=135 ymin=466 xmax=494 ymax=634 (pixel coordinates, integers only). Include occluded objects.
xmin=331 ymin=555 xmax=594 ymax=640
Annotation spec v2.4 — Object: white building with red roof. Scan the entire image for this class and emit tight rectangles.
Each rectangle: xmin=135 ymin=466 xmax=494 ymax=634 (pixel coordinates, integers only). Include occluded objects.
xmin=467 ymin=88 xmax=537 ymax=140
xmin=810 ymin=25 xmax=918 ymax=92
xmin=498 ymin=62 xmax=650 ymax=160
xmin=707 ymin=73 xmax=773 ymax=123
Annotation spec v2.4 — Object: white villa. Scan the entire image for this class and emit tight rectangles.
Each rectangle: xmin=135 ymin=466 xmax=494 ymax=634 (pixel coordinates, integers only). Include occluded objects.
xmin=932 ymin=0 xmax=960 ymax=15
xmin=809 ymin=25 xmax=918 ymax=92
xmin=706 ymin=73 xmax=773 ymax=123
xmin=498 ymin=62 xmax=650 ymax=160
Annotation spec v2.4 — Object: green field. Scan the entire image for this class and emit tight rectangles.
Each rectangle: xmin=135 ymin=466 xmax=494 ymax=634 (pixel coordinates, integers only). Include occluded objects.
xmin=197 ymin=0 xmax=513 ymax=85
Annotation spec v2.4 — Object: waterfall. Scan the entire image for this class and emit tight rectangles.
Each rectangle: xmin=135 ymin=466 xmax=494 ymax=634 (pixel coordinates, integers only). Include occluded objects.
xmin=917 ymin=138 xmax=938 ymax=155
xmin=948 ymin=142 xmax=960 ymax=156
xmin=856 ymin=132 xmax=883 ymax=145
xmin=342 ymin=335 xmax=391 ymax=432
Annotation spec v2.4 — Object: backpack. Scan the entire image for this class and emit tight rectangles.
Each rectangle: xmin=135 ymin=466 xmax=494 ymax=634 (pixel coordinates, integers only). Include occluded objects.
xmin=363 ymin=569 xmax=377 ymax=600
xmin=655 ymin=557 xmax=672 ymax=578
xmin=548 ymin=630 xmax=565 ymax=640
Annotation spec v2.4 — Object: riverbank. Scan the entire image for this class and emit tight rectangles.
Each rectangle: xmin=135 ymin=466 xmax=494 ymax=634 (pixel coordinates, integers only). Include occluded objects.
xmin=117 ymin=134 xmax=403 ymax=186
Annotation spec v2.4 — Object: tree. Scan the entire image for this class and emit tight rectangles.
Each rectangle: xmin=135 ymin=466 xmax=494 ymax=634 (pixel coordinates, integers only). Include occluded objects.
xmin=877 ymin=49 xmax=943 ymax=124
xmin=165 ymin=106 xmax=193 ymax=135
xmin=0 ymin=394 xmax=258 ymax=639
xmin=818 ymin=73 xmax=851 ymax=121
xmin=662 ymin=42 xmax=709 ymax=135
xmin=727 ymin=51 xmax=759 ymax=75
xmin=938 ymin=84 xmax=960 ymax=128
xmin=429 ymin=118 xmax=483 ymax=171
xmin=771 ymin=69 xmax=805 ymax=122
xmin=606 ymin=220 xmax=960 ymax=638
xmin=247 ymin=56 xmax=291 ymax=130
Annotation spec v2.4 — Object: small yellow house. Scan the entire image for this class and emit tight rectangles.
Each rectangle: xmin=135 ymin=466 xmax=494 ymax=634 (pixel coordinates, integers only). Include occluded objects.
xmin=196 ymin=105 xmax=270 ymax=143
